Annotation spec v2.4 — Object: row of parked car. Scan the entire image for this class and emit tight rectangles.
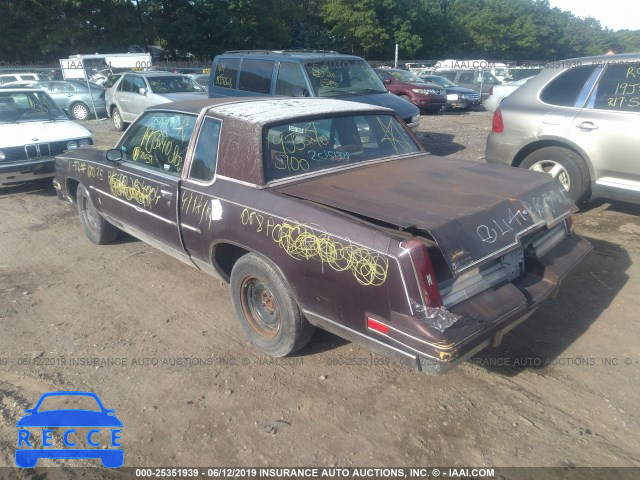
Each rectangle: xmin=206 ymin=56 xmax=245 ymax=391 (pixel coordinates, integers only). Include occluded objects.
xmin=1 ymin=49 xmax=636 ymax=376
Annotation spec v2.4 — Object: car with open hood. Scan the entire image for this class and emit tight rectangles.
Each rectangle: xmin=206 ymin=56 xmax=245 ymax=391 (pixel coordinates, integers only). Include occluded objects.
xmin=0 ymin=88 xmax=92 ymax=187
xmin=53 ymin=97 xmax=591 ymax=373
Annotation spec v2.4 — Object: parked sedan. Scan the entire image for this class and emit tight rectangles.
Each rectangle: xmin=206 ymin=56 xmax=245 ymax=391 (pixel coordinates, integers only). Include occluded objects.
xmin=32 ymin=80 xmax=107 ymax=120
xmin=374 ymin=68 xmax=447 ymax=114
xmin=482 ymin=76 xmax=534 ymax=112
xmin=106 ymin=71 xmax=207 ymax=130
xmin=419 ymin=74 xmax=480 ymax=110
xmin=54 ymin=97 xmax=590 ymax=373
xmin=486 ymin=53 xmax=640 ymax=205
xmin=0 ymin=88 xmax=92 ymax=186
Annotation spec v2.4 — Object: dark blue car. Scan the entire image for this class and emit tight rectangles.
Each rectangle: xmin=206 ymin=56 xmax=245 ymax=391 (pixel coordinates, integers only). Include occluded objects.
xmin=15 ymin=391 xmax=123 ymax=468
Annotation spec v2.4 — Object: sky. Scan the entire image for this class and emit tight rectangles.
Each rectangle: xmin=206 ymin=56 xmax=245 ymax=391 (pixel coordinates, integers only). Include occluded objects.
xmin=548 ymin=0 xmax=640 ymax=31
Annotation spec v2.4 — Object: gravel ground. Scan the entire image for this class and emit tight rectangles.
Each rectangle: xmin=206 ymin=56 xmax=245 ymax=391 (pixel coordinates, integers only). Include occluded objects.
xmin=1 ymin=109 xmax=639 ymax=476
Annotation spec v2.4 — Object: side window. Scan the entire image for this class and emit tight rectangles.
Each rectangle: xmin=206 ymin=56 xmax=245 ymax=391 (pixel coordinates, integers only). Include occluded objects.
xmin=540 ymin=66 xmax=596 ymax=107
xmin=275 ymin=62 xmax=307 ymax=96
xmin=213 ymin=58 xmax=240 ymax=89
xmin=189 ymin=118 xmax=222 ymax=182
xmin=0 ymin=75 xmax=18 ymax=85
xmin=589 ymin=64 xmax=640 ymax=112
xmin=119 ymin=75 xmax=133 ymax=92
xmin=239 ymin=59 xmax=275 ymax=94
xmin=119 ymin=112 xmax=196 ymax=175
xmin=52 ymin=82 xmax=73 ymax=93
xmin=130 ymin=76 xmax=147 ymax=94
xmin=22 ymin=75 xmax=35 ymax=81
xmin=457 ymin=71 xmax=476 ymax=84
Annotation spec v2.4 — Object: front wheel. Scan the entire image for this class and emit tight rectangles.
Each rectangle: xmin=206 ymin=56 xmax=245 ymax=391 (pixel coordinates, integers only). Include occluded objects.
xmin=77 ymin=184 xmax=119 ymax=244
xmin=520 ymin=147 xmax=590 ymax=203
xmin=230 ymin=253 xmax=315 ymax=357
xmin=112 ymin=107 xmax=127 ymax=131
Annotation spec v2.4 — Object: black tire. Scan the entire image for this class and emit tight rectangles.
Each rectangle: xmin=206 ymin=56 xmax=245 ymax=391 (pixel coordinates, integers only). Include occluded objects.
xmin=519 ymin=147 xmax=590 ymax=203
xmin=230 ymin=253 xmax=315 ymax=357
xmin=70 ymin=102 xmax=90 ymax=120
xmin=112 ymin=106 xmax=127 ymax=131
xmin=76 ymin=184 xmax=119 ymax=244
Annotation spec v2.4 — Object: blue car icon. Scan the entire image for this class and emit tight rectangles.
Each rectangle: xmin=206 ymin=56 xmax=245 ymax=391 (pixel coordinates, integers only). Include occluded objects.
xmin=16 ymin=391 xmax=123 ymax=468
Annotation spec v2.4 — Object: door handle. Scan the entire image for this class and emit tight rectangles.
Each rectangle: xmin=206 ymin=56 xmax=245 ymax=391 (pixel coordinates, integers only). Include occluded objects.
xmin=160 ymin=190 xmax=173 ymax=199
xmin=577 ymin=121 xmax=598 ymax=131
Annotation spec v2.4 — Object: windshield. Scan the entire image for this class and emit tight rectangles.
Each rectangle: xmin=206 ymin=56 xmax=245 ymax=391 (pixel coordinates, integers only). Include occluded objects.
xmin=389 ymin=70 xmax=424 ymax=83
xmin=0 ymin=90 xmax=67 ymax=123
xmin=424 ymin=76 xmax=455 ymax=88
xmin=264 ymin=113 xmax=421 ymax=182
xmin=148 ymin=76 xmax=204 ymax=94
xmin=304 ymin=60 xmax=386 ymax=96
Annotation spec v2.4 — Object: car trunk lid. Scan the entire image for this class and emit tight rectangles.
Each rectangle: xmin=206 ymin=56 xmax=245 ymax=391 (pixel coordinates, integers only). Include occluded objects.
xmin=274 ymin=155 xmax=576 ymax=276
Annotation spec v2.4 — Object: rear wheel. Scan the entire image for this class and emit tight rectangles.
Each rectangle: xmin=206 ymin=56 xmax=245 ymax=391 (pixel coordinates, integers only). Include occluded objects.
xmin=76 ymin=184 xmax=119 ymax=244
xmin=520 ymin=147 xmax=590 ymax=203
xmin=230 ymin=253 xmax=314 ymax=357
xmin=70 ymin=102 xmax=90 ymax=120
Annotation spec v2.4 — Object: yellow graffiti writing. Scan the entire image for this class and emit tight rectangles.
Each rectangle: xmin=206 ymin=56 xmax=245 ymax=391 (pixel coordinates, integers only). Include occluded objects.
xmin=269 ymin=122 xmax=329 ymax=172
xmin=133 ymin=126 xmax=185 ymax=172
xmin=181 ymin=191 xmax=213 ymax=228
xmin=72 ymin=161 xmax=105 ymax=180
xmin=377 ymin=116 xmax=412 ymax=154
xmin=108 ymin=172 xmax=161 ymax=208
xmin=241 ymin=209 xmax=388 ymax=287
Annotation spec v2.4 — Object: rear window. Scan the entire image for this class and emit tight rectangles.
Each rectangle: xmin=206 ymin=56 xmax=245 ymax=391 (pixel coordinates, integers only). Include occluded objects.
xmin=263 ymin=114 xmax=420 ymax=182
xmin=238 ymin=59 xmax=274 ymax=94
xmin=540 ymin=65 xmax=596 ymax=107
xmin=213 ymin=58 xmax=240 ymax=89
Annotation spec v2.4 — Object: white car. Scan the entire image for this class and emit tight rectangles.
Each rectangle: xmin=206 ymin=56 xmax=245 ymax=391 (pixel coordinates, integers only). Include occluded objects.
xmin=0 ymin=88 xmax=93 ymax=186
xmin=0 ymin=73 xmax=43 ymax=87
xmin=482 ymin=76 xmax=534 ymax=112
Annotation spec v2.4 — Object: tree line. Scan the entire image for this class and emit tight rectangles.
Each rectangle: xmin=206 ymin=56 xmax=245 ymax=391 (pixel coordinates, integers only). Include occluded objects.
xmin=1 ymin=0 xmax=639 ymax=64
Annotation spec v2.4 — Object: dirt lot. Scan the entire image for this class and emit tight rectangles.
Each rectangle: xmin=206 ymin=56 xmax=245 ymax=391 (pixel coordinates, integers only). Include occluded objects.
xmin=1 ymin=111 xmax=639 ymax=476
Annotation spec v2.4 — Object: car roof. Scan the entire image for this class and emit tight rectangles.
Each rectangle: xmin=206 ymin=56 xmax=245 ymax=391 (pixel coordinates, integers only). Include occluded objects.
xmin=219 ymin=50 xmax=365 ymax=62
xmin=0 ymin=88 xmax=39 ymax=93
xmin=148 ymin=97 xmax=393 ymax=122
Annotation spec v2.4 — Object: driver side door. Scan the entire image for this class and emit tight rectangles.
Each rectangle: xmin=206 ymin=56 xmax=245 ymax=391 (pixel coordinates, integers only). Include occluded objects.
xmin=101 ymin=110 xmax=196 ymax=263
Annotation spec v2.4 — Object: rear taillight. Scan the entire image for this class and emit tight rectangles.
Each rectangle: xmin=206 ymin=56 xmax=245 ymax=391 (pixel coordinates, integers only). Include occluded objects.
xmin=488 ymin=86 xmax=493 ymax=95
xmin=492 ymin=108 xmax=503 ymax=133
xmin=400 ymin=238 xmax=443 ymax=308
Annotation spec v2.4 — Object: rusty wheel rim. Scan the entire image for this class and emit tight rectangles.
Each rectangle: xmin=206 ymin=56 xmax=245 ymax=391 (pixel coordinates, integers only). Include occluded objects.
xmin=240 ymin=275 xmax=280 ymax=339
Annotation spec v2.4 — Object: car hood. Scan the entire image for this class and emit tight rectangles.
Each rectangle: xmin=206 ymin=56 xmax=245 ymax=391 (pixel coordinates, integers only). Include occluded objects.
xmin=0 ymin=121 xmax=91 ymax=148
xmin=341 ymin=92 xmax=419 ymax=119
xmin=16 ymin=410 xmax=123 ymax=427
xmin=275 ymin=155 xmax=576 ymax=275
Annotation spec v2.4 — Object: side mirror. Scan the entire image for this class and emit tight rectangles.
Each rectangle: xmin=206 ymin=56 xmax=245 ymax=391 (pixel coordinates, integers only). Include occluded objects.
xmin=106 ymin=149 xmax=123 ymax=163
xmin=383 ymin=79 xmax=392 ymax=85
xmin=138 ymin=87 xmax=147 ymax=95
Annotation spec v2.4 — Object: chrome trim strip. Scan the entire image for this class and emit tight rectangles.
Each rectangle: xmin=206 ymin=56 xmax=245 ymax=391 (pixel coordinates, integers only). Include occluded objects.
xmin=303 ymin=310 xmax=417 ymax=360
xmin=93 ymin=187 xmax=176 ymax=225
xmin=181 ymin=223 xmax=201 ymax=233
xmin=216 ymin=175 xmax=262 ymax=188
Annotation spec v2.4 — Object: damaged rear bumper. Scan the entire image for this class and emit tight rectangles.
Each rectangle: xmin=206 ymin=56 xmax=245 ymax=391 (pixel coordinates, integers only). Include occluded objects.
xmin=309 ymin=233 xmax=592 ymax=375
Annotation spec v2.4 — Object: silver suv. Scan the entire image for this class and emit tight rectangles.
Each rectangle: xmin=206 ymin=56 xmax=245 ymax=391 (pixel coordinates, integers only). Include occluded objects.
xmin=485 ymin=53 xmax=640 ymax=204
xmin=106 ymin=71 xmax=206 ymax=131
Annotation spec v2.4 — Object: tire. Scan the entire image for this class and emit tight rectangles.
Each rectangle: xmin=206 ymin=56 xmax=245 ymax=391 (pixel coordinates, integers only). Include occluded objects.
xmin=519 ymin=147 xmax=590 ymax=203
xmin=230 ymin=253 xmax=315 ymax=357
xmin=76 ymin=184 xmax=119 ymax=244
xmin=70 ymin=101 xmax=90 ymax=120
xmin=112 ymin=107 xmax=127 ymax=131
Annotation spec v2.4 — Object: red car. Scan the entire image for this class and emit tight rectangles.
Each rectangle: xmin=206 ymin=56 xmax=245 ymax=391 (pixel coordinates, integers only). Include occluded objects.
xmin=374 ymin=68 xmax=447 ymax=114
